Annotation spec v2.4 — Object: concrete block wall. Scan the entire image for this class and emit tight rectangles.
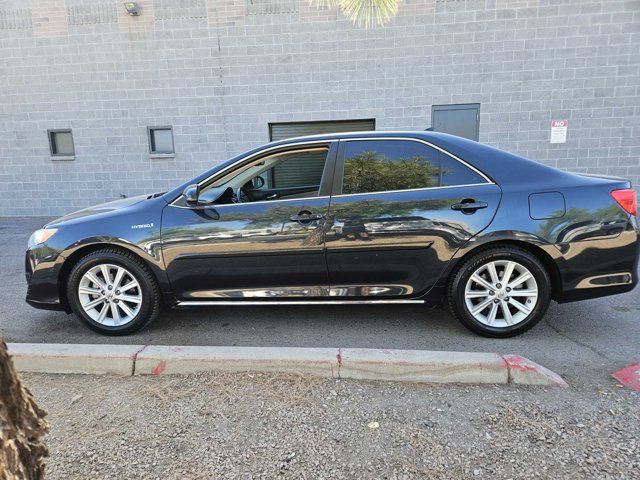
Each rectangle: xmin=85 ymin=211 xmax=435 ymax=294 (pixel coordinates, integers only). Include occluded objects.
xmin=0 ymin=0 xmax=638 ymax=216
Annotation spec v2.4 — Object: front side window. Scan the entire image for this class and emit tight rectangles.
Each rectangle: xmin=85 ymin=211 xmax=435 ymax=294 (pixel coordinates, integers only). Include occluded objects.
xmin=340 ymin=140 xmax=486 ymax=195
xmin=198 ymin=146 xmax=330 ymax=205
xmin=269 ymin=149 xmax=327 ymax=189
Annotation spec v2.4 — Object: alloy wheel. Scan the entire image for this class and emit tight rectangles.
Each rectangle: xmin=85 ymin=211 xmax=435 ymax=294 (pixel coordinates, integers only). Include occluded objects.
xmin=464 ymin=260 xmax=538 ymax=328
xmin=78 ymin=263 xmax=142 ymax=326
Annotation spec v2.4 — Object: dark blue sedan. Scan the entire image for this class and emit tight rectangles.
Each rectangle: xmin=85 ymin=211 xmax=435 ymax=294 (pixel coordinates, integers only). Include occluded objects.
xmin=25 ymin=132 xmax=639 ymax=337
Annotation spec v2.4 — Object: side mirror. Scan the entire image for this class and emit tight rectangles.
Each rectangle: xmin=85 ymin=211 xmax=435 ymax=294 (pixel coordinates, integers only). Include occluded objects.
xmin=183 ymin=184 xmax=200 ymax=205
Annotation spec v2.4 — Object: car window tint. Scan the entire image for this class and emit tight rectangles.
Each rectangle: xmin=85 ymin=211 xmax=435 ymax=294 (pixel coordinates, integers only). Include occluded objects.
xmin=341 ymin=140 xmax=485 ymax=195
xmin=269 ymin=150 xmax=327 ymax=189
xmin=439 ymin=155 xmax=486 ymax=187
xmin=199 ymin=147 xmax=330 ymax=204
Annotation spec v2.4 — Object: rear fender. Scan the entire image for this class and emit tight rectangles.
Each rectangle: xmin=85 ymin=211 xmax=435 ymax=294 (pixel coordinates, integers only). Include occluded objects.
xmin=437 ymin=230 xmax=564 ymax=292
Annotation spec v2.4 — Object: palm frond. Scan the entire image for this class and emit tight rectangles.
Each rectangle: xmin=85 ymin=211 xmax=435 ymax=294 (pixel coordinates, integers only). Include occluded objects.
xmin=309 ymin=0 xmax=402 ymax=28
xmin=311 ymin=0 xmax=341 ymax=8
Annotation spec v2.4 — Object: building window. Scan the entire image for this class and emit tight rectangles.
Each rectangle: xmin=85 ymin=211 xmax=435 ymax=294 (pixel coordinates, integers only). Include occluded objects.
xmin=148 ymin=126 xmax=174 ymax=154
xmin=48 ymin=129 xmax=75 ymax=157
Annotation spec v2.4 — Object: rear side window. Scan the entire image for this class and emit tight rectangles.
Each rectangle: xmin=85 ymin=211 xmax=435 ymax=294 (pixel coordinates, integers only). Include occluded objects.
xmin=439 ymin=155 xmax=487 ymax=187
xmin=340 ymin=140 xmax=486 ymax=195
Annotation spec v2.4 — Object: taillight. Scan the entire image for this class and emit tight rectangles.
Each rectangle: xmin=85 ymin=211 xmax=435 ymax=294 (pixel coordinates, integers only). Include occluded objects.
xmin=611 ymin=189 xmax=637 ymax=216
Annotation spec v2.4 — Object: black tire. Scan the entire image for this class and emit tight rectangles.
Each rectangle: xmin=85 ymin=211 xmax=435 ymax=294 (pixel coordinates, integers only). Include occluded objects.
xmin=66 ymin=249 xmax=161 ymax=335
xmin=448 ymin=246 xmax=551 ymax=338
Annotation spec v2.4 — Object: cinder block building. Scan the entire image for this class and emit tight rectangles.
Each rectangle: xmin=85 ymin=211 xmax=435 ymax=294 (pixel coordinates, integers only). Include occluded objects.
xmin=1 ymin=0 xmax=638 ymax=216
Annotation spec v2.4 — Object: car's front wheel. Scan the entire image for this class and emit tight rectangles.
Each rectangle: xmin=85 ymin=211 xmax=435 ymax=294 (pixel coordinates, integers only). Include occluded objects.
xmin=448 ymin=247 xmax=551 ymax=338
xmin=67 ymin=249 xmax=161 ymax=335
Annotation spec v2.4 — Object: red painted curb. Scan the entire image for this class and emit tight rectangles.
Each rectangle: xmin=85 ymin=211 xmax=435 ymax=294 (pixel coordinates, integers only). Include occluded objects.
xmin=7 ymin=343 xmax=567 ymax=387
xmin=502 ymin=354 xmax=568 ymax=387
xmin=612 ymin=362 xmax=640 ymax=391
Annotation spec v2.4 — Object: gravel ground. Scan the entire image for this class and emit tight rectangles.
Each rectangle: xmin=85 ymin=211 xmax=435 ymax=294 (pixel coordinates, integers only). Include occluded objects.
xmin=24 ymin=372 xmax=639 ymax=480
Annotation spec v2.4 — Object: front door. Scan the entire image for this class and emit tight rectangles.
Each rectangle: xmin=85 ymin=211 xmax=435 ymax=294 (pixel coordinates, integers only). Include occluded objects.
xmin=324 ymin=138 xmax=501 ymax=298
xmin=161 ymin=143 xmax=337 ymax=300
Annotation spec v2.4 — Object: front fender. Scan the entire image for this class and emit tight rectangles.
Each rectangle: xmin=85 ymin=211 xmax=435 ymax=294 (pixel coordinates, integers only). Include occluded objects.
xmin=26 ymin=198 xmax=170 ymax=310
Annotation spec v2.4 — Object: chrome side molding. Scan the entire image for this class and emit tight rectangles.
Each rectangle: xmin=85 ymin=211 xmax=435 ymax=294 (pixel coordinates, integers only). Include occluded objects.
xmin=176 ymin=299 xmax=426 ymax=306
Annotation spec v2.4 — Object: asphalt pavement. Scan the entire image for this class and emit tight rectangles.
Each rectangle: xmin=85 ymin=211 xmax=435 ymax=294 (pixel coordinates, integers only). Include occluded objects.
xmin=2 ymin=216 xmax=638 ymax=387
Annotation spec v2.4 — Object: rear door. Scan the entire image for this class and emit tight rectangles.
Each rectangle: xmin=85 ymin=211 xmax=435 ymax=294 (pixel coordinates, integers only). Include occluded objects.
xmin=324 ymin=138 xmax=501 ymax=298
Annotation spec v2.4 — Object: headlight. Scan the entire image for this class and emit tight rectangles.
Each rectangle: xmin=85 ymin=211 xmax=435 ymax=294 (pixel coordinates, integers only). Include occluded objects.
xmin=28 ymin=228 xmax=58 ymax=247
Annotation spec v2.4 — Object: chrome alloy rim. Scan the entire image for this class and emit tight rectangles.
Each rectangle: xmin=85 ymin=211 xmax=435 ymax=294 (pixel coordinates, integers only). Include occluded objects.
xmin=78 ymin=264 xmax=142 ymax=326
xmin=464 ymin=260 xmax=538 ymax=328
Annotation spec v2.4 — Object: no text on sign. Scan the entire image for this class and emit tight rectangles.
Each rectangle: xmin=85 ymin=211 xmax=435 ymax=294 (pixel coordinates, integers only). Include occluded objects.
xmin=550 ymin=120 xmax=568 ymax=144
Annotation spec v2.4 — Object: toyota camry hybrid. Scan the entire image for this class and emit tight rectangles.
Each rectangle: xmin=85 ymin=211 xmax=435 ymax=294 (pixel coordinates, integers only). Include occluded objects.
xmin=25 ymin=132 xmax=639 ymax=337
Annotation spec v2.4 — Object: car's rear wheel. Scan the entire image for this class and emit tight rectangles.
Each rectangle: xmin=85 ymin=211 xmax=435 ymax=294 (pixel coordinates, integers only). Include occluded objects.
xmin=67 ymin=249 xmax=161 ymax=335
xmin=448 ymin=247 xmax=551 ymax=338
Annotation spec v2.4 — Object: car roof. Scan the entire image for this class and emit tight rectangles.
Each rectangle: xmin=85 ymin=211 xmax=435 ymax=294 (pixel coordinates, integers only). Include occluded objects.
xmin=271 ymin=130 xmax=428 ymax=143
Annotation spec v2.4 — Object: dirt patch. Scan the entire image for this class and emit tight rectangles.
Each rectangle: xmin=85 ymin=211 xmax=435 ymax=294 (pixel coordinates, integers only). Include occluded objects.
xmin=24 ymin=372 xmax=640 ymax=479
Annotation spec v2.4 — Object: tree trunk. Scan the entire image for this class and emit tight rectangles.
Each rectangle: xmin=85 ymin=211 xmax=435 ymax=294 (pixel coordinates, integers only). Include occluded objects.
xmin=0 ymin=338 xmax=49 ymax=480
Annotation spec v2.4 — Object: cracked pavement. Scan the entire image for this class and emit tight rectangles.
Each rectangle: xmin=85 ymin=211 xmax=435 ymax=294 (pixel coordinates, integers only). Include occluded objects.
xmin=2 ymin=216 xmax=639 ymax=388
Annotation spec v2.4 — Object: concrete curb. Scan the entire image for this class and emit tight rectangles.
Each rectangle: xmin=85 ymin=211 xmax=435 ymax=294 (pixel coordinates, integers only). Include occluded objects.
xmin=502 ymin=354 xmax=568 ymax=387
xmin=8 ymin=343 xmax=144 ymax=376
xmin=337 ymin=348 xmax=508 ymax=384
xmin=7 ymin=343 xmax=568 ymax=387
xmin=135 ymin=346 xmax=339 ymax=377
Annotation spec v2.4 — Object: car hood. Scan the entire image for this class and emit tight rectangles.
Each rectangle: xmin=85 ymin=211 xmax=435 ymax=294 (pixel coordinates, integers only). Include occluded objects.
xmin=47 ymin=194 xmax=159 ymax=226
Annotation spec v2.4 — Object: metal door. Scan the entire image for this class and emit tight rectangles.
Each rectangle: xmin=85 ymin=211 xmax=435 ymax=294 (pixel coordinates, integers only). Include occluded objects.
xmin=432 ymin=104 xmax=480 ymax=141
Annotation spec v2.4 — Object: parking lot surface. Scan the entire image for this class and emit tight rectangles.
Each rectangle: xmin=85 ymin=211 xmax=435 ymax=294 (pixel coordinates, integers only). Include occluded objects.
xmin=2 ymin=217 xmax=639 ymax=386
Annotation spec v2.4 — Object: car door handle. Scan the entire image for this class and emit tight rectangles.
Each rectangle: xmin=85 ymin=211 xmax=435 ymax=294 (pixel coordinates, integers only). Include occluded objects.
xmin=451 ymin=201 xmax=488 ymax=213
xmin=290 ymin=212 xmax=325 ymax=222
